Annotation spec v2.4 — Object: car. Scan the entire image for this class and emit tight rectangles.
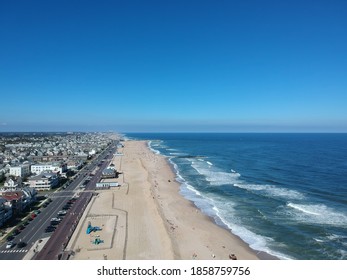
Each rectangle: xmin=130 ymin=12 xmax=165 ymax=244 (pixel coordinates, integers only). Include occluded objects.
xmin=18 ymin=225 xmax=25 ymax=231
xmin=57 ymin=210 xmax=67 ymax=216
xmin=50 ymin=220 xmax=60 ymax=226
xmin=17 ymin=241 xmax=27 ymax=248
xmin=6 ymin=241 xmax=14 ymax=249
xmin=45 ymin=226 xmax=56 ymax=233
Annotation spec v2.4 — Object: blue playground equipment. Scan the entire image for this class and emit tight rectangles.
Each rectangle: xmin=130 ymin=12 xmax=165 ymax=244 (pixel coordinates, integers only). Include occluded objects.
xmin=86 ymin=221 xmax=102 ymax=234
xmin=92 ymin=237 xmax=104 ymax=245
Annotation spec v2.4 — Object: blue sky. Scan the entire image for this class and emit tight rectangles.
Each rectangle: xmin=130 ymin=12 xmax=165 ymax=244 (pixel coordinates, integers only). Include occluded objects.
xmin=0 ymin=0 xmax=346 ymax=132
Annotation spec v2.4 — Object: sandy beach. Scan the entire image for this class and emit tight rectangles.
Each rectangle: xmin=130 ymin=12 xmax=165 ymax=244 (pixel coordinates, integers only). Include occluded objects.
xmin=66 ymin=140 xmax=263 ymax=260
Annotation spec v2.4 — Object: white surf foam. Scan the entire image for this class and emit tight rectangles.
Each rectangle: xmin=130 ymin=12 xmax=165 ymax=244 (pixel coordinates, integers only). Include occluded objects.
xmin=211 ymin=201 xmax=292 ymax=259
xmin=189 ymin=159 xmax=241 ymax=186
xmin=148 ymin=141 xmax=161 ymax=155
xmin=286 ymin=203 xmax=347 ymax=226
xmin=168 ymin=156 xmax=292 ymax=260
xmin=314 ymin=238 xmax=324 ymax=243
xmin=234 ymin=184 xmax=305 ymax=200
xmin=169 ymin=152 xmax=187 ymax=156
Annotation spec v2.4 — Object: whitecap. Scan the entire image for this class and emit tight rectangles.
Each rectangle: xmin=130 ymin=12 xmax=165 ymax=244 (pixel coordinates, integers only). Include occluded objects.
xmin=314 ymin=238 xmax=325 ymax=243
xmin=234 ymin=184 xmax=305 ymax=200
xmin=169 ymin=152 xmax=187 ymax=156
xmin=286 ymin=203 xmax=347 ymax=227
xmin=189 ymin=160 xmax=241 ymax=186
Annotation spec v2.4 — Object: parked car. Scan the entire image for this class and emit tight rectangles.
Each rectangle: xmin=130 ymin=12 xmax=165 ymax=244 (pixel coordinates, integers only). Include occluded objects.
xmin=57 ymin=210 xmax=67 ymax=216
xmin=50 ymin=220 xmax=60 ymax=226
xmin=45 ymin=226 xmax=56 ymax=233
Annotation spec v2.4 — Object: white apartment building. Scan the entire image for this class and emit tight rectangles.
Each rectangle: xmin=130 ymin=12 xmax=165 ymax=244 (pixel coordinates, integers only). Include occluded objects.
xmin=31 ymin=163 xmax=67 ymax=175
xmin=9 ymin=164 xmax=30 ymax=178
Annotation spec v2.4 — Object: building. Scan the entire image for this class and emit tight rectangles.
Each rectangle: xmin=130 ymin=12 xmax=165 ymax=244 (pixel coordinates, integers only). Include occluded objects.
xmin=9 ymin=164 xmax=30 ymax=178
xmin=28 ymin=172 xmax=59 ymax=191
xmin=66 ymin=160 xmax=83 ymax=171
xmin=96 ymin=182 xmax=119 ymax=189
xmin=31 ymin=162 xmax=67 ymax=175
xmin=0 ymin=187 xmax=37 ymax=220
xmin=1 ymin=191 xmax=25 ymax=216
xmin=101 ymin=168 xmax=116 ymax=179
xmin=0 ymin=178 xmax=22 ymax=194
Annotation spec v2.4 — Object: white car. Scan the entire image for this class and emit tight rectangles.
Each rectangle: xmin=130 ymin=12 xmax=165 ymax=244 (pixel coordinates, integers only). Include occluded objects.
xmin=6 ymin=241 xmax=14 ymax=249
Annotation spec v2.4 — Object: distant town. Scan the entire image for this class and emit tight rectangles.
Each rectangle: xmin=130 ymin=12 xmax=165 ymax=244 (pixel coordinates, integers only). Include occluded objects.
xmin=0 ymin=132 xmax=118 ymax=231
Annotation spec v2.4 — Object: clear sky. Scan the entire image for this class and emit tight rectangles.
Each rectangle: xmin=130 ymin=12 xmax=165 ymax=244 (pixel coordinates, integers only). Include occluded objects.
xmin=0 ymin=0 xmax=346 ymax=132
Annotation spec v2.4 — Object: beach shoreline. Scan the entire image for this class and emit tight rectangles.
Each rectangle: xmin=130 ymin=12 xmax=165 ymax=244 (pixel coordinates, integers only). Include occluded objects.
xmin=67 ymin=140 xmax=277 ymax=260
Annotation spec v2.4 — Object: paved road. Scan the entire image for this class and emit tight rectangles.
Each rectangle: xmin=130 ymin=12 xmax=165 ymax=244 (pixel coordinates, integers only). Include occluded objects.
xmin=34 ymin=142 xmax=117 ymax=260
xmin=0 ymin=141 xmax=118 ymax=260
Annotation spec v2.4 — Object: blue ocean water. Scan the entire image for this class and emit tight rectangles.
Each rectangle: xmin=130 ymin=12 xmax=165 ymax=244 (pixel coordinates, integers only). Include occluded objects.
xmin=125 ymin=133 xmax=347 ymax=260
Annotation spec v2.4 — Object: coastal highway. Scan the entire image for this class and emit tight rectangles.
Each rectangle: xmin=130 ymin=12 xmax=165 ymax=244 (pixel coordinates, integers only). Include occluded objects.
xmin=34 ymin=142 xmax=117 ymax=260
xmin=0 ymin=141 xmax=118 ymax=260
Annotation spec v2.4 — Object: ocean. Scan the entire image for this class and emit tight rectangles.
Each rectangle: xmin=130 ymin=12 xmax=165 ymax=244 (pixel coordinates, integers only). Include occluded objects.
xmin=125 ymin=133 xmax=347 ymax=260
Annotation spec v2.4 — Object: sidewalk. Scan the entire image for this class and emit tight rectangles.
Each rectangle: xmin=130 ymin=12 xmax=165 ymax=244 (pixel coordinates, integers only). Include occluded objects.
xmin=23 ymin=237 xmax=49 ymax=260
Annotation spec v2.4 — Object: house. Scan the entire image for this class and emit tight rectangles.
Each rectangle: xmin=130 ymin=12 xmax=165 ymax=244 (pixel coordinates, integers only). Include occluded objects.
xmin=0 ymin=178 xmax=22 ymax=194
xmin=1 ymin=191 xmax=25 ymax=216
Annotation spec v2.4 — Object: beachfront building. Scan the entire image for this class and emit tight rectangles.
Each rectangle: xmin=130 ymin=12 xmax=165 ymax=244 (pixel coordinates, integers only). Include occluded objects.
xmin=9 ymin=164 xmax=30 ymax=178
xmin=96 ymin=182 xmax=119 ymax=189
xmin=31 ymin=162 xmax=67 ymax=175
xmin=28 ymin=172 xmax=59 ymax=191
xmin=101 ymin=168 xmax=116 ymax=179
